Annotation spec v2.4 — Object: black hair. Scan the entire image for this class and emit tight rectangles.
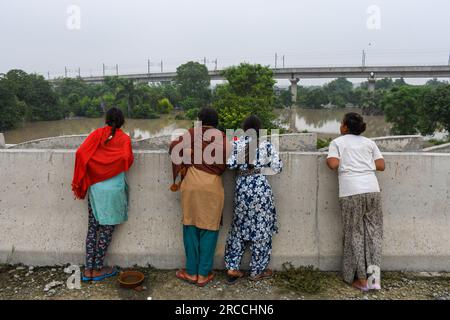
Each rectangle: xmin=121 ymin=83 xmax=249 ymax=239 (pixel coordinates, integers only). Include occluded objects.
xmin=343 ymin=112 xmax=366 ymax=135
xmin=104 ymin=107 xmax=125 ymax=144
xmin=197 ymin=107 xmax=219 ymax=128
xmin=242 ymin=115 xmax=262 ymax=169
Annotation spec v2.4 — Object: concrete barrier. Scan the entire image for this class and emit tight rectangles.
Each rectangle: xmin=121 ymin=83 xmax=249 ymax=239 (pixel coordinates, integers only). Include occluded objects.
xmin=0 ymin=149 xmax=449 ymax=271
xmin=423 ymin=143 xmax=450 ymax=153
xmin=372 ymin=135 xmax=424 ymax=152
xmin=8 ymin=135 xmax=89 ymax=149
xmin=0 ymin=133 xmax=5 ymax=149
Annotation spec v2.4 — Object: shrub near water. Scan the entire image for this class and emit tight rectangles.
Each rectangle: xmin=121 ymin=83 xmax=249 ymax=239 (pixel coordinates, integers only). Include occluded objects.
xmin=274 ymin=262 xmax=328 ymax=294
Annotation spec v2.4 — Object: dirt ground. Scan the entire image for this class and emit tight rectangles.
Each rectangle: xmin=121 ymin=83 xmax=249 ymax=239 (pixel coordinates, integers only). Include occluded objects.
xmin=0 ymin=264 xmax=449 ymax=300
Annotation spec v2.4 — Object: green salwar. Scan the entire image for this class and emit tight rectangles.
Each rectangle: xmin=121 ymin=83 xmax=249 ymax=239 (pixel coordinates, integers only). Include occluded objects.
xmin=183 ymin=225 xmax=219 ymax=276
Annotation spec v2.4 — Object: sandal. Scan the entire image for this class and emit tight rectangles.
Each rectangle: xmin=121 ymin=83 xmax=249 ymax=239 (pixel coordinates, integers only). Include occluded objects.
xmin=176 ymin=269 xmax=197 ymax=284
xmin=82 ymin=269 xmax=93 ymax=282
xmin=91 ymin=266 xmax=118 ymax=282
xmin=249 ymin=269 xmax=274 ymax=281
xmin=226 ymin=270 xmax=245 ymax=285
xmin=196 ymin=273 xmax=215 ymax=287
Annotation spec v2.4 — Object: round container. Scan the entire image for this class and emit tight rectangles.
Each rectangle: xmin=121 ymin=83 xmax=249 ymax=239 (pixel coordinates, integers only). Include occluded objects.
xmin=118 ymin=270 xmax=145 ymax=289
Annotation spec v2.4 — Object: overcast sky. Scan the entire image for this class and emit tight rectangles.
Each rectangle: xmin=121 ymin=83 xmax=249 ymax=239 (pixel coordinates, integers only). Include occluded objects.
xmin=1 ymin=0 xmax=449 ymax=84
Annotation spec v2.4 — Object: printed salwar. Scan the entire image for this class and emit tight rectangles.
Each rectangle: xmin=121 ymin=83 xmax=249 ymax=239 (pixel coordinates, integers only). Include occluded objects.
xmin=339 ymin=192 xmax=383 ymax=284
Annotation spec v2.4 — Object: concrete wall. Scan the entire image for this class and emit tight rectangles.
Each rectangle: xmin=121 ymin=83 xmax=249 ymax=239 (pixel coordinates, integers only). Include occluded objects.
xmin=371 ymin=135 xmax=424 ymax=152
xmin=8 ymin=135 xmax=88 ymax=150
xmin=7 ymin=133 xmax=318 ymax=152
xmin=0 ymin=149 xmax=449 ymax=271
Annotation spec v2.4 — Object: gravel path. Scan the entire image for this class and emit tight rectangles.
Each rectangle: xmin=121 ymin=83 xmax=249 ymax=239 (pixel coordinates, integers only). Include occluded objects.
xmin=0 ymin=265 xmax=449 ymax=300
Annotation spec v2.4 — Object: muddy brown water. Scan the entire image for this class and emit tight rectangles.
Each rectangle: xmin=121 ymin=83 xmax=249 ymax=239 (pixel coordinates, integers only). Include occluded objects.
xmin=3 ymin=108 xmax=391 ymax=144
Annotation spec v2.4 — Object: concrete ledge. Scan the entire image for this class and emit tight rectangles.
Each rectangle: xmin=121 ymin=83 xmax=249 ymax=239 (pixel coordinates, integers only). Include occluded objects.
xmin=0 ymin=133 xmax=5 ymax=149
xmin=372 ymin=135 xmax=424 ymax=152
xmin=423 ymin=142 xmax=450 ymax=153
xmin=0 ymin=149 xmax=449 ymax=270
xmin=8 ymin=135 xmax=89 ymax=149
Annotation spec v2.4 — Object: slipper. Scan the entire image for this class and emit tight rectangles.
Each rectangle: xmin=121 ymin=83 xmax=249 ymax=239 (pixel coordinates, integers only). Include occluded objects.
xmin=176 ymin=269 xmax=197 ymax=284
xmin=91 ymin=267 xmax=118 ymax=282
xmin=249 ymin=269 xmax=274 ymax=281
xmin=196 ymin=273 xmax=215 ymax=287
xmin=81 ymin=275 xmax=93 ymax=282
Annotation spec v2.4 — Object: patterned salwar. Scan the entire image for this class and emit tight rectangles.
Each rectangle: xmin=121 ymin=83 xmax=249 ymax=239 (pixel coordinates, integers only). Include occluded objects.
xmin=85 ymin=199 xmax=115 ymax=270
xmin=339 ymin=192 xmax=383 ymax=284
xmin=224 ymin=137 xmax=282 ymax=277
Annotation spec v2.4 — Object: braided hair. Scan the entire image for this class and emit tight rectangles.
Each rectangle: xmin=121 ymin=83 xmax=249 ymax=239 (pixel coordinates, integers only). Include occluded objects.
xmin=242 ymin=115 xmax=262 ymax=169
xmin=104 ymin=107 xmax=125 ymax=144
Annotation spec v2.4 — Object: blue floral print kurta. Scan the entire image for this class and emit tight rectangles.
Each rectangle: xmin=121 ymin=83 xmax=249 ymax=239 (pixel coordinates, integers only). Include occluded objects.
xmin=227 ymin=137 xmax=283 ymax=242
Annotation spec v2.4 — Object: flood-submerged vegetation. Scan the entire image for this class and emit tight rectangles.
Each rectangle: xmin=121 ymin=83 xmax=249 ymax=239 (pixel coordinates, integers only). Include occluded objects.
xmin=1 ymin=62 xmax=449 ymax=139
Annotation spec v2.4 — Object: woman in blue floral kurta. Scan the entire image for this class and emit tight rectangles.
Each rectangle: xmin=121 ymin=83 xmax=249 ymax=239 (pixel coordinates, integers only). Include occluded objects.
xmin=224 ymin=116 xmax=283 ymax=283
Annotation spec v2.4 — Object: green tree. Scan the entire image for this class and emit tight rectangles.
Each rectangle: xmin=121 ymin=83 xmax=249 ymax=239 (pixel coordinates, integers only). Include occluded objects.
xmin=303 ymin=88 xmax=328 ymax=108
xmin=417 ymin=85 xmax=450 ymax=135
xmin=0 ymin=77 xmax=24 ymax=130
xmin=212 ymin=63 xmax=276 ymax=130
xmin=175 ymin=61 xmax=211 ymax=108
xmin=115 ymin=79 xmax=138 ymax=117
xmin=382 ymin=86 xmax=423 ymax=134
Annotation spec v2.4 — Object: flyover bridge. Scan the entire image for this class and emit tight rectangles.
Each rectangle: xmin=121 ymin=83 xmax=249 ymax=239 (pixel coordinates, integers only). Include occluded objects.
xmin=55 ymin=65 xmax=450 ymax=102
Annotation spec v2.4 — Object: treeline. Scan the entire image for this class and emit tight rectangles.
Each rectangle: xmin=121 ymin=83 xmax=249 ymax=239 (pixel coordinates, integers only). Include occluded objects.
xmin=0 ymin=62 xmax=283 ymax=132
xmin=0 ymin=62 xmax=212 ymax=131
xmin=1 ymin=63 xmax=449 ymax=137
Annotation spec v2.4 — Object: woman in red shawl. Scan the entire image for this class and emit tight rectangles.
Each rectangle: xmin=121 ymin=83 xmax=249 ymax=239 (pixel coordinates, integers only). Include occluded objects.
xmin=72 ymin=107 xmax=134 ymax=282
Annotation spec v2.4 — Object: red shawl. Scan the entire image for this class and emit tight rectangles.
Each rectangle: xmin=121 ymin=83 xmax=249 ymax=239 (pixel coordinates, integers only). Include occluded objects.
xmin=72 ymin=126 xmax=134 ymax=199
xmin=168 ymin=126 xmax=231 ymax=191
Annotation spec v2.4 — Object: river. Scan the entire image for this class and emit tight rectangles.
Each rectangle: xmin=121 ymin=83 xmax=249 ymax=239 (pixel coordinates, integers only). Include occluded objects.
xmin=3 ymin=108 xmax=392 ymax=144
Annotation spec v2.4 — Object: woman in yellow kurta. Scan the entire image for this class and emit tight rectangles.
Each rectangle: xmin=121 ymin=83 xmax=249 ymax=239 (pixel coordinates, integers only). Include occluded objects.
xmin=169 ymin=108 xmax=231 ymax=287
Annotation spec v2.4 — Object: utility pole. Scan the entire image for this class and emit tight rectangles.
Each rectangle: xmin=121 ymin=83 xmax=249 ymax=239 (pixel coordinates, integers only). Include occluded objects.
xmin=448 ymin=51 xmax=450 ymax=66
xmin=362 ymin=50 xmax=366 ymax=68
xmin=78 ymin=67 xmax=81 ymax=78
xmin=47 ymin=72 xmax=50 ymax=80
xmin=161 ymin=60 xmax=163 ymax=73
xmin=116 ymin=64 xmax=119 ymax=76
xmin=64 ymin=66 xmax=68 ymax=78
xmin=148 ymin=59 xmax=151 ymax=76
xmin=102 ymin=63 xmax=105 ymax=77
xmin=282 ymin=55 xmax=285 ymax=68
xmin=275 ymin=53 xmax=278 ymax=69
xmin=214 ymin=58 xmax=218 ymax=71
xmin=203 ymin=57 xmax=207 ymax=65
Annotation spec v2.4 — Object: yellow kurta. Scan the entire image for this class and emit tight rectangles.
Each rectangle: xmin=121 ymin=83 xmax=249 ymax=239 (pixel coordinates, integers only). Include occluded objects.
xmin=180 ymin=167 xmax=224 ymax=231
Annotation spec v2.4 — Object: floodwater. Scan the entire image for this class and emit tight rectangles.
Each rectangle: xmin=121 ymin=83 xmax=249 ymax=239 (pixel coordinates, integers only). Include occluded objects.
xmin=3 ymin=108 xmax=391 ymax=144
xmin=276 ymin=107 xmax=392 ymax=138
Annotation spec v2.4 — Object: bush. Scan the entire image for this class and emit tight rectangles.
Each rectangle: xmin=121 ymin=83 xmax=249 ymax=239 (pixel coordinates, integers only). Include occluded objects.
xmin=157 ymin=98 xmax=174 ymax=114
xmin=185 ymin=108 xmax=200 ymax=120
xmin=274 ymin=263 xmax=328 ymax=294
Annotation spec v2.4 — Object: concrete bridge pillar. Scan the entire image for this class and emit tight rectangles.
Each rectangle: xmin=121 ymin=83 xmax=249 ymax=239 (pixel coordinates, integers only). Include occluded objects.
xmin=0 ymin=133 xmax=5 ymax=149
xmin=368 ymin=72 xmax=376 ymax=92
xmin=289 ymin=78 xmax=300 ymax=104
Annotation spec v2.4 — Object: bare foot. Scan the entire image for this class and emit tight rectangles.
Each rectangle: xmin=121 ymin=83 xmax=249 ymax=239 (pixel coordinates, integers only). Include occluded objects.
xmin=352 ymin=279 xmax=369 ymax=291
